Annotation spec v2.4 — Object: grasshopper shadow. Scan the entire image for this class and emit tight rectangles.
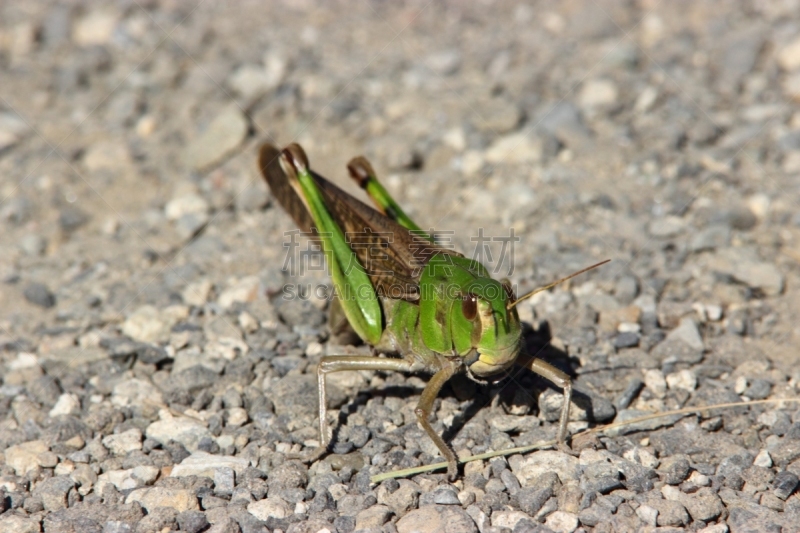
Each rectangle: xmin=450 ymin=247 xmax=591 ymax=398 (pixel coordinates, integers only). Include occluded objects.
xmin=331 ymin=320 xmax=599 ymax=452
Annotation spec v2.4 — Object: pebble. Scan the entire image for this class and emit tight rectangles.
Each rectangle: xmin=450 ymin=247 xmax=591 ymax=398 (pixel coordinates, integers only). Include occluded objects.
xmin=165 ymin=193 xmax=211 ymax=240
xmin=484 ymin=130 xmax=544 ymax=164
xmin=247 ymin=496 xmax=292 ymax=520
xmin=165 ymin=193 xmax=210 ymax=221
xmin=663 ymin=485 xmax=725 ymax=522
xmin=473 ymin=98 xmax=522 ymax=133
xmin=545 ymin=510 xmax=580 ymax=533
xmin=353 ymin=504 xmax=392 ymax=529
xmin=184 ymin=105 xmax=249 ymax=171
xmin=182 ymin=279 xmax=214 ymax=307
xmin=227 ymin=64 xmax=279 ymax=103
xmin=73 ymin=10 xmax=117 ymax=46
xmin=615 ymin=378 xmax=644 ymax=410
xmin=102 ymin=428 xmax=143 ymax=455
xmin=4 ymin=440 xmax=53 ymax=476
xmin=217 ymin=276 xmax=261 ymax=309
xmin=665 ymin=369 xmax=697 ymax=392
xmin=111 ymin=378 xmax=164 ymax=409
xmin=145 ymin=410 xmax=213 ymax=452
xmin=126 ymin=486 xmax=200 ymax=513
xmin=647 ymin=497 xmax=690 ymax=527
xmin=708 ymin=248 xmax=785 ymax=296
xmin=772 ymin=470 xmax=799 ymax=500
xmin=651 ymin=337 xmax=704 ymax=365
xmin=689 ymin=224 xmax=731 ymax=252
xmin=643 ymin=369 xmax=667 ymax=398
xmin=49 ymin=392 xmax=81 ymax=417
xmin=0 ymin=515 xmax=40 ymax=533
xmin=226 ymin=407 xmax=248 ymax=426
xmin=778 ymin=36 xmax=800 ymax=71
xmin=419 ymin=485 xmax=460 ymax=506
xmin=58 ymin=205 xmax=89 ymax=233
xmin=578 ymin=79 xmax=619 ymax=110
xmin=23 ymin=282 xmax=56 ymax=308
xmin=635 ymin=86 xmax=659 ymax=113
xmin=19 ymin=234 xmax=47 ymax=256
xmin=614 ymin=331 xmax=640 ymax=349
xmin=511 ymin=451 xmax=580 ymax=486
xmin=396 ymin=504 xmax=477 ymax=533
xmin=122 ymin=305 xmax=179 ymax=344
xmin=491 ymin=510 xmax=532 ymax=530
xmin=536 ymin=101 xmax=591 ymax=149
xmin=32 ymin=475 xmax=75 ymax=511
xmin=96 ymin=465 xmax=159 ymax=492
xmin=177 ymin=510 xmax=210 ymax=533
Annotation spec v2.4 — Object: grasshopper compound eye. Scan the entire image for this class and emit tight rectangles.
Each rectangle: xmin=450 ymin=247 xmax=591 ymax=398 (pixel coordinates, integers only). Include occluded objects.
xmin=461 ymin=293 xmax=478 ymax=321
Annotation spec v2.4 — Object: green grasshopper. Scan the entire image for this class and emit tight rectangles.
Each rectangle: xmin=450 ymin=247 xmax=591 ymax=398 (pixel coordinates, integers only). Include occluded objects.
xmin=258 ymin=143 xmax=607 ymax=479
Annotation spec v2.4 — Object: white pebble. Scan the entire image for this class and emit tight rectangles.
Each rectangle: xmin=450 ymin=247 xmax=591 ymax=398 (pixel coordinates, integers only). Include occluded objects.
xmin=666 ymin=370 xmax=697 ymax=392
xmin=644 ymin=369 xmax=667 ymax=398
xmin=734 ymin=376 xmax=748 ymax=395
xmin=688 ymin=471 xmax=710 ymax=487
xmin=544 ymin=510 xmax=579 ymax=533
xmin=754 ymin=449 xmax=773 ymax=468
xmin=706 ymin=304 xmax=723 ymax=321
xmin=636 ymin=504 xmax=658 ymax=527
xmin=49 ymin=393 xmax=81 ymax=417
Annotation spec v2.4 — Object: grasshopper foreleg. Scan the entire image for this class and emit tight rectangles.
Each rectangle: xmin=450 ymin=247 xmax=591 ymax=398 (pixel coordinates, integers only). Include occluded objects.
xmin=414 ymin=359 xmax=461 ymax=480
xmin=520 ymin=356 xmax=573 ymax=452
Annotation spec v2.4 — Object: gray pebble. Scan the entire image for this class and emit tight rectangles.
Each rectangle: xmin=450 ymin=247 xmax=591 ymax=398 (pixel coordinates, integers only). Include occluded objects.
xmin=613 ymin=331 xmax=640 ymax=349
xmin=614 ymin=378 xmax=643 ymax=410
xmin=420 ymin=486 xmax=460 ymax=506
xmin=59 ymin=206 xmax=89 ymax=232
xmin=744 ymin=378 xmax=772 ymax=400
xmin=267 ymin=461 xmax=308 ymax=492
xmin=659 ymin=455 xmax=691 ymax=485
xmin=536 ymin=102 xmax=591 ymax=149
xmin=689 ymin=224 xmax=730 ymax=252
xmin=24 ymin=282 xmax=56 ymax=308
xmin=648 ymin=498 xmax=689 ymax=527
xmin=0 ymin=196 xmax=32 ymax=225
xmin=29 ymin=375 xmax=62 ymax=406
xmin=773 ymin=470 xmax=799 ymax=500
xmin=177 ymin=510 xmax=210 ymax=533
xmin=214 ymin=467 xmax=235 ymax=497
xmin=32 ymin=475 xmax=75 ymax=511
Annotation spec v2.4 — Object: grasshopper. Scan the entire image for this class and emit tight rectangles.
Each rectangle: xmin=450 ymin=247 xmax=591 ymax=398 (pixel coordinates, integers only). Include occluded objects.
xmin=258 ymin=143 xmax=607 ymax=479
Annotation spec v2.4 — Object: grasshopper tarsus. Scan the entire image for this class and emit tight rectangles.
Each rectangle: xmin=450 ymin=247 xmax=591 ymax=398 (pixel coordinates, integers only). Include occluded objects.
xmin=347 ymin=156 xmax=375 ymax=188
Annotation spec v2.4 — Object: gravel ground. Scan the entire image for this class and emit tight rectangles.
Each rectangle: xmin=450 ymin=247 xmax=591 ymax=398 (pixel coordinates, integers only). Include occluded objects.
xmin=1 ymin=1 xmax=800 ymax=532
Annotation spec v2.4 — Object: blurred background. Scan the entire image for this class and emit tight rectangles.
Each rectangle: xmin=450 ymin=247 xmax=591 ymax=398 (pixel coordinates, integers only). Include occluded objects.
xmin=1 ymin=2 xmax=800 ymax=532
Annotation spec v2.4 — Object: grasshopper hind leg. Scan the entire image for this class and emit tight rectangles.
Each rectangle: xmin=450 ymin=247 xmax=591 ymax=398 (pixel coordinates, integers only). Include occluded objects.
xmin=299 ymin=356 xmax=418 ymax=465
xmin=346 ymin=156 xmax=435 ymax=244
xmin=304 ymin=354 xmax=462 ymax=480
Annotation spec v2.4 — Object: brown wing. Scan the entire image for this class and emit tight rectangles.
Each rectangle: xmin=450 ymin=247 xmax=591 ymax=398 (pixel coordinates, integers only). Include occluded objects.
xmin=258 ymin=143 xmax=460 ymax=301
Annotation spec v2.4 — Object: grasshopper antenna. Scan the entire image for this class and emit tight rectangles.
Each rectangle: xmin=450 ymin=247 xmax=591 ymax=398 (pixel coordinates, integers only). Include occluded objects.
xmin=507 ymin=259 xmax=611 ymax=310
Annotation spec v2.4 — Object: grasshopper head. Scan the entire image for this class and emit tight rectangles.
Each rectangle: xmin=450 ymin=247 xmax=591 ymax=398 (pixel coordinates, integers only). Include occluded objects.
xmin=460 ymin=280 xmax=522 ymax=379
